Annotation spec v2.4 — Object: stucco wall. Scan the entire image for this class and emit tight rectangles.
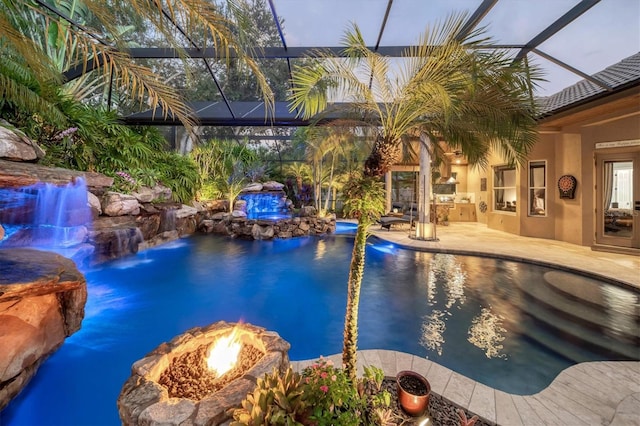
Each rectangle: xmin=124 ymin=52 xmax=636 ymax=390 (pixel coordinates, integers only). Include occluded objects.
xmin=462 ymin=165 xmax=486 ymax=224
xmin=539 ymin=100 xmax=640 ymax=247
xmin=555 ymin=133 xmax=583 ymax=245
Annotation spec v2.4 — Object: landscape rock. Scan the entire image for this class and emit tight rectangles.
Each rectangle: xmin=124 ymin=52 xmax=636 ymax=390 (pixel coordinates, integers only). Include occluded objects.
xmin=251 ymin=223 xmax=275 ymax=240
xmin=241 ymin=182 xmax=263 ymax=192
xmin=132 ymin=187 xmax=155 ymax=203
xmin=0 ymin=159 xmax=113 ymax=192
xmin=102 ymin=192 xmax=141 ymax=216
xmin=151 ymin=185 xmax=172 ymax=201
xmin=0 ymin=123 xmax=45 ymax=161
xmin=87 ymin=191 xmax=102 ymax=217
xmin=261 ymin=181 xmax=285 ymax=191
xmin=174 ymin=204 xmax=198 ymax=219
xmin=0 ymin=248 xmax=87 ymax=411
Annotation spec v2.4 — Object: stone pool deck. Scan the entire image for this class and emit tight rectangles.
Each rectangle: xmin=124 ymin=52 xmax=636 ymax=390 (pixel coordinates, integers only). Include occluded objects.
xmin=291 ymin=222 xmax=639 ymax=425
xmin=292 ymin=351 xmax=639 ymax=426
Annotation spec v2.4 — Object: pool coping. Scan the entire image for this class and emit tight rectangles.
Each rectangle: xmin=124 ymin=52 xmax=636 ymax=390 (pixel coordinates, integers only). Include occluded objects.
xmin=291 ymin=351 xmax=640 ymax=426
xmin=366 ymin=222 xmax=640 ymax=289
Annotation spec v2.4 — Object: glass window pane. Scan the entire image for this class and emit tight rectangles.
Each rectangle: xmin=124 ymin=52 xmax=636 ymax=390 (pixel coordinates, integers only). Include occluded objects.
xmin=493 ymin=166 xmax=516 ymax=212
xmin=529 ymin=161 xmax=546 ymax=216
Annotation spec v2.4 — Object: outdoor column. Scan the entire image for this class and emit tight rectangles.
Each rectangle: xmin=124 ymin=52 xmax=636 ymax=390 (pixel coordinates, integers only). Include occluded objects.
xmin=385 ymin=171 xmax=392 ymax=212
xmin=415 ymin=134 xmax=436 ymax=240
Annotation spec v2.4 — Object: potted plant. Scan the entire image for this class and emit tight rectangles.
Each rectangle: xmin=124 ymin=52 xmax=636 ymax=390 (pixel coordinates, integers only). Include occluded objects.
xmin=396 ymin=370 xmax=431 ymax=416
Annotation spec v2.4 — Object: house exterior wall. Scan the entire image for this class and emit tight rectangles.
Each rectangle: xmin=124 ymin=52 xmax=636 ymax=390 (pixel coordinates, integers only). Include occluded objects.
xmin=555 ymin=133 xmax=584 ymax=245
xmin=503 ymin=91 xmax=639 ymax=247
xmin=466 ymin=166 xmax=487 ymax=224
xmin=578 ymin=111 xmax=640 ymax=246
xmin=383 ymin=88 xmax=639 ymax=249
xmin=471 ymin=89 xmax=639 ymax=248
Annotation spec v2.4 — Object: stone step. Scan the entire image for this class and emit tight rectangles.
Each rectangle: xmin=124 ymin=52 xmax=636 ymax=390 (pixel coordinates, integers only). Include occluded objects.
xmin=515 ymin=270 xmax=639 ymax=342
xmin=517 ymin=299 xmax=639 ymax=361
xmin=505 ymin=268 xmax=639 ymax=361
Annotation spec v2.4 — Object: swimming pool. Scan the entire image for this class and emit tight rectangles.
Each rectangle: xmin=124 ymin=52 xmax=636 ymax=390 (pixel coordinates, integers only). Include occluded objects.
xmin=3 ymin=228 xmax=638 ymax=425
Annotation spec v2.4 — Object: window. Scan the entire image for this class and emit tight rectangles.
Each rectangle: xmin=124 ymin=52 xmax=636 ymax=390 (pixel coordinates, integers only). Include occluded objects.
xmin=391 ymin=171 xmax=417 ymax=212
xmin=528 ymin=161 xmax=546 ymax=216
xmin=608 ymin=161 xmax=633 ymax=210
xmin=493 ymin=166 xmax=516 ymax=212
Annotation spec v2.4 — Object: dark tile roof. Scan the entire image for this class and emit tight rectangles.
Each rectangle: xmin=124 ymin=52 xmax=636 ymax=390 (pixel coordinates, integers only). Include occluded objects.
xmin=538 ymin=52 xmax=640 ymax=118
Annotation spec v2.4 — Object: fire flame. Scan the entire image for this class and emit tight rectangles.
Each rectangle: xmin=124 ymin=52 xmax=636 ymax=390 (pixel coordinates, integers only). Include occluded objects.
xmin=206 ymin=327 xmax=243 ymax=378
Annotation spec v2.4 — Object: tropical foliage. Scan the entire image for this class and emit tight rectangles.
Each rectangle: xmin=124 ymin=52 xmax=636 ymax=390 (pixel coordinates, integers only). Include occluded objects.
xmin=3 ymin=96 xmax=199 ymax=203
xmin=232 ymin=360 xmax=394 ymax=426
xmin=190 ymin=139 xmax=265 ymax=210
xmin=303 ymin=126 xmax=369 ymax=215
xmin=0 ymin=0 xmax=274 ymax=134
xmin=282 ymin=161 xmax=313 ymax=208
xmin=0 ymin=0 xmax=279 ymax=204
xmin=289 ymin=12 xmax=541 ymax=380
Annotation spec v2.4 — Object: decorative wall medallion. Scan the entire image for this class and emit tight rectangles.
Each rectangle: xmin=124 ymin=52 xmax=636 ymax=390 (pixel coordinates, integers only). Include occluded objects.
xmin=479 ymin=201 xmax=487 ymax=213
xmin=558 ymin=175 xmax=577 ymax=199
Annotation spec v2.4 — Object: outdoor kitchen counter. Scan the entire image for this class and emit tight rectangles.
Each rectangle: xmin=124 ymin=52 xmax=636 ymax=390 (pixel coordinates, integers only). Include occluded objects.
xmin=449 ymin=203 xmax=477 ymax=222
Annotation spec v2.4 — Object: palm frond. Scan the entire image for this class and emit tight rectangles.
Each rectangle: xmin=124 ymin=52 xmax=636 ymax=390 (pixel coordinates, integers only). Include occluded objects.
xmin=1 ymin=0 xmax=274 ymax=132
xmin=0 ymin=54 xmax=68 ymax=125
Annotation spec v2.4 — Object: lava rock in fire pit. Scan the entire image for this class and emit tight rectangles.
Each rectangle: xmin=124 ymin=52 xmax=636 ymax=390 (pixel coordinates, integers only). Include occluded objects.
xmin=117 ymin=321 xmax=290 ymax=426
xmin=158 ymin=343 xmax=264 ymax=400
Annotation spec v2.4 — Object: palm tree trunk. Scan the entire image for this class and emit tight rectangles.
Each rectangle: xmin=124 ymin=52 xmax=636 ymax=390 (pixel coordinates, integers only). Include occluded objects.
xmin=323 ymin=153 xmax=335 ymax=213
xmin=342 ymin=220 xmax=368 ymax=381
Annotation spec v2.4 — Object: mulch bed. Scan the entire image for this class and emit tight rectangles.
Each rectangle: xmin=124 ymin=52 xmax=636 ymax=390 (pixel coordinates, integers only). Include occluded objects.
xmin=375 ymin=378 xmax=491 ymax=426
xmin=158 ymin=344 xmax=263 ymax=400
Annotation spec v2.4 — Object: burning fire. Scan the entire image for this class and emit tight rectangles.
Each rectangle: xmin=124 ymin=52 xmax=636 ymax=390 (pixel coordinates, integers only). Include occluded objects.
xmin=206 ymin=327 xmax=243 ymax=377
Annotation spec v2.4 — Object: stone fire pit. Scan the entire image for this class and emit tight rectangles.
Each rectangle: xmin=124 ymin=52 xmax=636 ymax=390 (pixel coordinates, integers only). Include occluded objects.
xmin=117 ymin=321 xmax=290 ymax=425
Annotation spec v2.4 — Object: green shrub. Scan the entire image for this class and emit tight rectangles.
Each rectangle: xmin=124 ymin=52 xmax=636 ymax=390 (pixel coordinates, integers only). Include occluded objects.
xmin=233 ymin=360 xmax=401 ymax=426
xmin=153 ymin=151 xmax=200 ymax=204
xmin=231 ymin=366 xmax=308 ymax=426
xmin=300 ymin=357 xmax=365 ymax=425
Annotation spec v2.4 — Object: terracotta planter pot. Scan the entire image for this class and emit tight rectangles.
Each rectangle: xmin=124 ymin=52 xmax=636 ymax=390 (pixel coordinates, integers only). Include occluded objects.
xmin=396 ymin=370 xmax=431 ymax=416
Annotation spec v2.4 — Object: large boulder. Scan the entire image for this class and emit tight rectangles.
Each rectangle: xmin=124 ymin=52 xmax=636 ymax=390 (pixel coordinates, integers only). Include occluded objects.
xmin=0 ymin=159 xmax=113 ymax=193
xmin=0 ymin=122 xmax=45 ymax=162
xmin=0 ymin=248 xmax=87 ymax=410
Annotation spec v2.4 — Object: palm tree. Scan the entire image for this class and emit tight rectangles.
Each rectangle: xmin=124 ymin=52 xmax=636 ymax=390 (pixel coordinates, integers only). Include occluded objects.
xmin=283 ymin=161 xmax=312 ymax=203
xmin=0 ymin=0 xmax=273 ymax=134
xmin=191 ymin=138 xmax=257 ymax=209
xmin=303 ymin=126 xmax=357 ymax=214
xmin=289 ymin=13 xmax=541 ymax=381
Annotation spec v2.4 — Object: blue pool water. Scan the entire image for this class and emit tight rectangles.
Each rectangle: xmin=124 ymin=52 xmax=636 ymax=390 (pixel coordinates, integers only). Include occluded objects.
xmin=3 ymin=226 xmax=638 ymax=425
